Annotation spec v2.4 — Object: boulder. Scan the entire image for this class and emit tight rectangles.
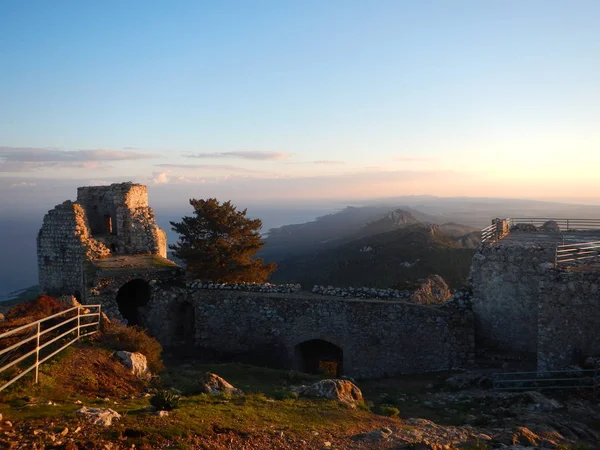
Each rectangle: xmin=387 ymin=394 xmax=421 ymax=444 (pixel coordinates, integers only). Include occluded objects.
xmin=411 ymin=275 xmax=452 ymax=305
xmin=292 ymin=379 xmax=363 ymax=408
xmin=540 ymin=220 xmax=560 ymax=232
xmin=115 ymin=351 xmax=150 ymax=379
xmin=582 ymin=356 xmax=600 ymax=369
xmin=511 ymin=223 xmax=537 ymax=232
xmin=198 ymin=372 xmax=243 ymax=395
xmin=76 ymin=407 xmax=121 ymax=426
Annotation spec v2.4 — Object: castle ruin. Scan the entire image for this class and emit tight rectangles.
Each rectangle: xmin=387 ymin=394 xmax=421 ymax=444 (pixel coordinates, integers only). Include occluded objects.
xmin=37 ymin=182 xmax=178 ymax=310
xmin=36 ymin=184 xmax=600 ymax=377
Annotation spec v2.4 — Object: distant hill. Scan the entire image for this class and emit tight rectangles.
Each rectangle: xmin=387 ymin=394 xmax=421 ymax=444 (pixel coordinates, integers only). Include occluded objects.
xmin=269 ymin=223 xmax=476 ymax=289
xmin=259 ymin=205 xmax=461 ymax=263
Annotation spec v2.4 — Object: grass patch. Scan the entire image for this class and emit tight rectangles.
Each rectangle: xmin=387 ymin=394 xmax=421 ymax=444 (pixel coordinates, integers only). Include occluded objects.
xmin=161 ymin=361 xmax=319 ymax=396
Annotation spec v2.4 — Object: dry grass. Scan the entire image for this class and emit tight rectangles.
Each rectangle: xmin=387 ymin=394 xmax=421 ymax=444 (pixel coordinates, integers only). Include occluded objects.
xmin=97 ymin=322 xmax=165 ymax=373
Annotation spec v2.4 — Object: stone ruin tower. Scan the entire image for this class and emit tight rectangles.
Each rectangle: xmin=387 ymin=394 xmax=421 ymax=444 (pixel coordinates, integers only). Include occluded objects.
xmin=37 ymin=182 xmax=167 ymax=297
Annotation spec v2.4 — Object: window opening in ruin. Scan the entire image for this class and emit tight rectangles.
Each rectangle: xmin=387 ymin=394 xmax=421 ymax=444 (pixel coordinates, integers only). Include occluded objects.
xmin=173 ymin=301 xmax=195 ymax=345
xmin=116 ymin=279 xmax=151 ymax=327
xmin=103 ymin=215 xmax=113 ymax=235
xmin=110 ymin=244 xmax=117 ymax=254
xmin=294 ymin=339 xmax=343 ymax=376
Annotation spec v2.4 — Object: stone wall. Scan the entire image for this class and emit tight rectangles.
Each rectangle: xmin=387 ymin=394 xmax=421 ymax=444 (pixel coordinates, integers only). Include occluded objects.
xmin=37 ymin=201 xmax=110 ymax=295
xmin=469 ymin=244 xmax=555 ymax=353
xmin=76 ymin=182 xmax=166 ymax=257
xmin=143 ymin=286 xmax=474 ymax=379
xmin=85 ymin=270 xmax=181 ymax=321
xmin=538 ymin=269 xmax=600 ymax=371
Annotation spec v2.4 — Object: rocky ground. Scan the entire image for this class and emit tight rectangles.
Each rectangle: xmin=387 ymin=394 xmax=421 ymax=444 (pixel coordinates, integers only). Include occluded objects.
xmin=1 ymin=356 xmax=599 ymax=449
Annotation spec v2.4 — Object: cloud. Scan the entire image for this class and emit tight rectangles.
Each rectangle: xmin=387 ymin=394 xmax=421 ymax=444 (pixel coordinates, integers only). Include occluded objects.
xmin=151 ymin=171 xmax=171 ymax=185
xmin=9 ymin=181 xmax=36 ymax=189
xmin=0 ymin=147 xmax=157 ymax=172
xmin=155 ymin=163 xmax=263 ymax=173
xmin=184 ymin=151 xmax=292 ymax=161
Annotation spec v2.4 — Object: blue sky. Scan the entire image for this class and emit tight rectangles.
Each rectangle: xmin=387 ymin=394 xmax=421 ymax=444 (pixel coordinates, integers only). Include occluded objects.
xmin=1 ymin=0 xmax=600 ymax=207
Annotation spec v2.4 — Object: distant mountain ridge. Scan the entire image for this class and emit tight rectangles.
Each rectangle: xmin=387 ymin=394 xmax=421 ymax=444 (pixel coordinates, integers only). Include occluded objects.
xmin=269 ymin=223 xmax=475 ymax=289
xmin=259 ymin=205 xmax=478 ymax=264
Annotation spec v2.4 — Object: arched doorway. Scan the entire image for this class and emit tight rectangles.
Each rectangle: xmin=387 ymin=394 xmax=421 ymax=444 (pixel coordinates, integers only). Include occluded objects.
xmin=173 ymin=301 xmax=195 ymax=345
xmin=295 ymin=339 xmax=343 ymax=377
xmin=116 ymin=279 xmax=150 ymax=326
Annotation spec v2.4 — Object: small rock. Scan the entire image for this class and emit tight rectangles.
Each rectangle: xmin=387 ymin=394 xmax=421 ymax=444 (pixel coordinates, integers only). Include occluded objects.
xmin=5 ymin=421 xmax=12 ymax=427
xmin=76 ymin=407 xmax=121 ymax=426
xmin=60 ymin=427 xmax=69 ymax=436
xmin=115 ymin=351 xmax=151 ymax=379
xmin=198 ymin=372 xmax=243 ymax=395
xmin=323 ymin=442 xmax=331 ymax=448
xmin=155 ymin=410 xmax=169 ymax=417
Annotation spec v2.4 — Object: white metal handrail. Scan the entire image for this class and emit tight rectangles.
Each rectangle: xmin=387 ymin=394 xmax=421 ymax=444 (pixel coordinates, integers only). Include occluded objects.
xmin=509 ymin=218 xmax=600 ymax=230
xmin=556 ymin=241 xmax=600 ymax=265
xmin=0 ymin=304 xmax=102 ymax=392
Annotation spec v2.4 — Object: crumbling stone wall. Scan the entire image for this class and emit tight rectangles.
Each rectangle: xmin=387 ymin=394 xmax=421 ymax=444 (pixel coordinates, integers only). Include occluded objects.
xmin=143 ymin=286 xmax=474 ymax=379
xmin=538 ymin=269 xmax=600 ymax=371
xmin=77 ymin=182 xmax=166 ymax=257
xmin=37 ymin=201 xmax=110 ymax=295
xmin=38 ymin=182 xmax=169 ymax=296
xmin=469 ymin=244 xmax=555 ymax=353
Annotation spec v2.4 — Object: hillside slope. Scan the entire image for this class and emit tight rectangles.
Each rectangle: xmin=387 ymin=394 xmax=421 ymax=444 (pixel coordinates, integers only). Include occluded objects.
xmin=260 ymin=206 xmax=463 ymax=263
xmin=270 ymin=224 xmax=476 ymax=288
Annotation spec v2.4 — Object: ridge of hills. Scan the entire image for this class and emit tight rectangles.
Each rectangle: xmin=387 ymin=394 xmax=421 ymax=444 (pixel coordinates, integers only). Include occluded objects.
xmin=260 ymin=205 xmax=478 ymax=264
xmin=269 ymin=222 xmax=477 ymax=289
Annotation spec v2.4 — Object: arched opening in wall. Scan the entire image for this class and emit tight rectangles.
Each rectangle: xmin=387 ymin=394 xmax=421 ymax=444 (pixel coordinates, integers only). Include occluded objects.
xmin=294 ymin=340 xmax=343 ymax=377
xmin=173 ymin=301 xmax=195 ymax=346
xmin=116 ymin=279 xmax=150 ymax=327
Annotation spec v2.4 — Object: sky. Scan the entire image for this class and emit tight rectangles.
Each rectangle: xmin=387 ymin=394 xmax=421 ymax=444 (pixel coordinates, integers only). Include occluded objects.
xmin=1 ymin=0 xmax=600 ymax=211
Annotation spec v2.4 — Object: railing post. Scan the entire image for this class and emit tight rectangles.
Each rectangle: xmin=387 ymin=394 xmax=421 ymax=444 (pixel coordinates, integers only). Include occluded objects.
xmin=35 ymin=322 xmax=40 ymax=384
xmin=77 ymin=307 xmax=81 ymax=340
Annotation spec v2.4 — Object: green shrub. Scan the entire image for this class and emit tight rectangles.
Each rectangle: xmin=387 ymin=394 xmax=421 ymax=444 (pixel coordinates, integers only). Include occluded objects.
xmin=99 ymin=322 xmax=164 ymax=372
xmin=356 ymin=401 xmax=371 ymax=412
xmin=272 ymin=389 xmax=299 ymax=400
xmin=376 ymin=404 xmax=400 ymax=417
xmin=150 ymin=389 xmax=180 ymax=411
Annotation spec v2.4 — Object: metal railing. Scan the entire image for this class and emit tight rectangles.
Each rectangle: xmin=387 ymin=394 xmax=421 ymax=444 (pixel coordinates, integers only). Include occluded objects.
xmin=481 ymin=218 xmax=600 ymax=251
xmin=481 ymin=224 xmax=500 ymax=244
xmin=493 ymin=367 xmax=600 ymax=396
xmin=508 ymin=218 xmax=600 ymax=230
xmin=555 ymin=240 xmax=600 ymax=266
xmin=0 ymin=304 xmax=102 ymax=392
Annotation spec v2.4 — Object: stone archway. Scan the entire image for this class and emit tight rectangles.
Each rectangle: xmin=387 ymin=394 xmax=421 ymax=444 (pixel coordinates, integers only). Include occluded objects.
xmin=294 ymin=339 xmax=344 ymax=377
xmin=116 ymin=279 xmax=151 ymax=326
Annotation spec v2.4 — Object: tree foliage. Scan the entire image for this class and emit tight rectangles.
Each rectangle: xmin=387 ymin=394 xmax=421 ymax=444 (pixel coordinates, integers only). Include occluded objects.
xmin=169 ymin=198 xmax=276 ymax=283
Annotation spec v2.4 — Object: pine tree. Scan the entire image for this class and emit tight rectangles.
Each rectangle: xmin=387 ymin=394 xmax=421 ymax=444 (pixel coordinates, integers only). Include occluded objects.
xmin=169 ymin=198 xmax=276 ymax=282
